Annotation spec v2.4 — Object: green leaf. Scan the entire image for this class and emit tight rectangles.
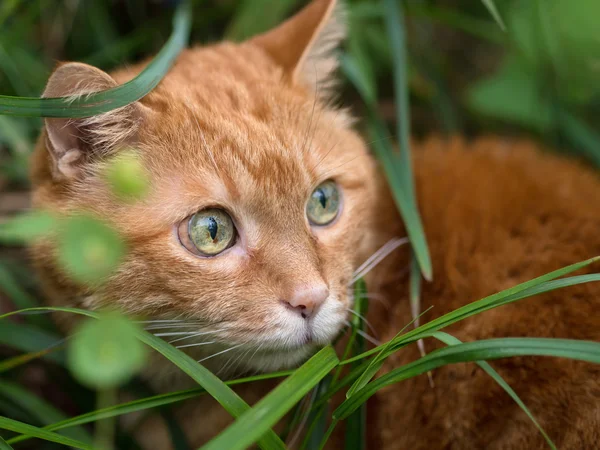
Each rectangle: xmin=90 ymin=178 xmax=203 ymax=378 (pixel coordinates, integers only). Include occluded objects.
xmin=0 ymin=0 xmax=191 ymax=117
xmin=226 ymin=0 xmax=300 ymax=41
xmin=202 ymin=346 xmax=339 ymax=450
xmin=481 ymin=0 xmax=506 ymax=31
xmin=0 ymin=435 xmax=13 ymax=450
xmin=104 ymin=150 xmax=150 ymax=201
xmin=557 ymin=109 xmax=600 ymax=168
xmin=0 ymin=417 xmax=93 ymax=450
xmin=56 ymin=214 xmax=126 ymax=284
xmin=0 ymin=380 xmax=92 ymax=444
xmin=0 ymin=265 xmax=38 ymax=310
xmin=68 ymin=313 xmax=147 ymax=389
xmin=468 ymin=58 xmax=552 ymax=131
xmin=432 ymin=332 xmax=555 ymax=450
xmin=342 ymin=54 xmax=432 ymax=281
xmin=0 ymin=307 xmax=286 ymax=450
xmin=344 ymin=281 xmax=367 ymax=450
xmin=334 ymin=337 xmax=600 ymax=420
xmin=382 ymin=0 xmax=432 ymax=280
xmin=0 ymin=321 xmax=64 ymax=366
xmin=0 ymin=211 xmax=57 ymax=245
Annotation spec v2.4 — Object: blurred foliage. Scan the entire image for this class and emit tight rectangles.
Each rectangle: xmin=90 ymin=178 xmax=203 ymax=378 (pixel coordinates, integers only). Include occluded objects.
xmin=0 ymin=0 xmax=599 ymax=188
xmin=69 ymin=313 xmax=147 ymax=390
xmin=1 ymin=1 xmax=600 ymax=449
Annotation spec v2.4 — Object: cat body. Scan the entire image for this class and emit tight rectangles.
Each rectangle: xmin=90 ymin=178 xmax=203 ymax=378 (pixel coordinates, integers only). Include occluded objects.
xmin=29 ymin=0 xmax=600 ymax=448
xmin=369 ymin=137 xmax=600 ymax=449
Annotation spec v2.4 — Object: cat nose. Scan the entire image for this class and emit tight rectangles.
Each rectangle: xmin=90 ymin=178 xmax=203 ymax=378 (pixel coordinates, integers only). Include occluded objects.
xmin=282 ymin=285 xmax=329 ymax=319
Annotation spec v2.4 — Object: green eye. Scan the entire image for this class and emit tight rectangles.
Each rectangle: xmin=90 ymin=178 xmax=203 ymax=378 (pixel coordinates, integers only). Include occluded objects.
xmin=307 ymin=181 xmax=341 ymax=226
xmin=179 ymin=208 xmax=236 ymax=256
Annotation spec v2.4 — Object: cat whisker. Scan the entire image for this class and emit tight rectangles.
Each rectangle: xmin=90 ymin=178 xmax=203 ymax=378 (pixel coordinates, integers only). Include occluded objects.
xmin=176 ymin=341 xmax=217 ymax=349
xmin=152 ymin=330 xmax=214 ymax=337
xmin=346 ymin=308 xmax=379 ymax=338
xmin=168 ymin=329 xmax=225 ymax=344
xmin=343 ymin=320 xmax=381 ymax=346
xmin=197 ymin=343 xmax=245 ymax=364
xmin=350 ymin=237 xmax=409 ymax=284
xmin=356 ymin=329 xmax=381 ymax=346
xmin=145 ymin=324 xmax=207 ymax=331
xmin=352 ymin=237 xmax=406 ymax=278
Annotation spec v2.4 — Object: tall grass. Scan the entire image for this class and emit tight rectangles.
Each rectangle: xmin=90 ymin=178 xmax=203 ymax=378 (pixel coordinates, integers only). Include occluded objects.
xmin=1 ymin=1 xmax=600 ymax=449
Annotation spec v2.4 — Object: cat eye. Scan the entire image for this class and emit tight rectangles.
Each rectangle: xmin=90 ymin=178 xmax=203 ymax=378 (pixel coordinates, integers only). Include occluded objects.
xmin=306 ymin=180 xmax=340 ymax=226
xmin=178 ymin=208 xmax=236 ymax=256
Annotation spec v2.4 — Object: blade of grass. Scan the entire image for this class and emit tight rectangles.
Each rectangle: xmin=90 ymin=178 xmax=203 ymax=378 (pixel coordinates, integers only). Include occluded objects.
xmin=201 ymin=346 xmax=339 ymax=450
xmin=0 ymin=436 xmax=13 ymax=450
xmin=405 ymin=4 xmax=504 ymax=43
xmin=432 ymin=332 xmax=555 ymax=449
xmin=0 ymin=0 xmax=191 ymax=117
xmin=341 ymin=53 xmax=432 ymax=281
xmin=0 ymin=380 xmax=92 ymax=444
xmin=0 ymin=321 xmax=64 ymax=365
xmin=0 ymin=307 xmax=285 ymax=450
xmin=344 ymin=306 xmax=433 ymax=398
xmin=226 ymin=0 xmax=300 ymax=41
xmin=297 ymin=376 xmax=331 ymax=450
xmin=481 ymin=0 xmax=506 ymax=31
xmin=0 ymin=417 xmax=93 ymax=450
xmin=344 ymin=281 xmax=368 ymax=450
xmin=334 ymin=337 xmax=600 ymax=419
xmin=8 ymin=371 xmax=294 ymax=446
xmin=300 ymin=281 xmax=368 ymax=449
xmin=341 ymin=258 xmax=600 ymax=364
xmin=382 ymin=0 xmax=432 ymax=280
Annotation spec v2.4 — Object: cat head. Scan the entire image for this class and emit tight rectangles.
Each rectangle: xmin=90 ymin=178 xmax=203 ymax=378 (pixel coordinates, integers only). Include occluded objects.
xmin=31 ymin=0 xmax=381 ymax=375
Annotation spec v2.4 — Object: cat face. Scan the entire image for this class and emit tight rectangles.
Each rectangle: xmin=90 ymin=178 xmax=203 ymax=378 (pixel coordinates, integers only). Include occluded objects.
xmin=32 ymin=0 xmax=380 ymax=375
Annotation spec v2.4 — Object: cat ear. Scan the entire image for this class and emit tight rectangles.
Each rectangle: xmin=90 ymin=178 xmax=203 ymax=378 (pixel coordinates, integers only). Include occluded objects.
xmin=43 ymin=62 xmax=145 ymax=179
xmin=250 ymin=0 xmax=345 ymax=95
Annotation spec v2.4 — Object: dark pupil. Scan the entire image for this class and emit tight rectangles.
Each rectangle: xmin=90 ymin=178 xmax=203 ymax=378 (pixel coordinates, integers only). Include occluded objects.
xmin=316 ymin=188 xmax=327 ymax=209
xmin=207 ymin=217 xmax=218 ymax=240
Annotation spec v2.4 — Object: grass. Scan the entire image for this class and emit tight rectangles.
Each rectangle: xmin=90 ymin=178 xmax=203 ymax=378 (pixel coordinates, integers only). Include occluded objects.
xmin=1 ymin=0 xmax=600 ymax=449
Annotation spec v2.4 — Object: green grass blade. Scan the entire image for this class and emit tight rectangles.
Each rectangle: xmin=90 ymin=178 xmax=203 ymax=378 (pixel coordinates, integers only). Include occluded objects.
xmin=344 ymin=281 xmax=368 ymax=450
xmin=0 ymin=307 xmax=285 ymax=450
xmin=334 ymin=337 xmax=600 ymax=419
xmin=0 ymin=380 xmax=92 ymax=444
xmin=383 ymin=0 xmax=413 ymax=197
xmin=0 ymin=0 xmax=191 ymax=118
xmin=342 ymin=52 xmax=432 ymax=281
xmin=0 ymin=417 xmax=93 ymax=450
xmin=382 ymin=0 xmax=432 ymax=280
xmin=432 ymin=332 xmax=556 ymax=450
xmin=344 ymin=306 xmax=433 ymax=398
xmin=0 ymin=321 xmax=64 ymax=365
xmin=201 ymin=346 xmax=339 ymax=450
xmin=341 ymin=257 xmax=600 ymax=364
xmin=7 ymin=371 xmax=294 ymax=446
xmin=481 ymin=0 xmax=506 ymax=30
xmin=0 ymin=436 xmax=13 ymax=450
xmin=557 ymin=109 xmax=600 ymax=168
xmin=226 ymin=0 xmax=300 ymax=41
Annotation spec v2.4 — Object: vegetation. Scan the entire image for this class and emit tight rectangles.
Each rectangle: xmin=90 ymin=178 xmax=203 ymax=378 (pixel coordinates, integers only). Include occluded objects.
xmin=1 ymin=0 xmax=600 ymax=449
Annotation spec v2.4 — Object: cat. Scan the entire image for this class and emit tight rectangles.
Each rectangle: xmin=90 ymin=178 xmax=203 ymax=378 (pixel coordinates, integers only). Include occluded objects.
xmin=29 ymin=0 xmax=600 ymax=449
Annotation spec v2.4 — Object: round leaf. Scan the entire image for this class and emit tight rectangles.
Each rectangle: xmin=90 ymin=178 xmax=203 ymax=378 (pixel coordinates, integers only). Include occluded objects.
xmin=105 ymin=150 xmax=149 ymax=201
xmin=68 ymin=313 xmax=147 ymax=390
xmin=56 ymin=215 xmax=125 ymax=284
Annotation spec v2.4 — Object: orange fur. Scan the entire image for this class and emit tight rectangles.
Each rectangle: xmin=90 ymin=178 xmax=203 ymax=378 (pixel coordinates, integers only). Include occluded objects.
xmin=29 ymin=0 xmax=600 ymax=448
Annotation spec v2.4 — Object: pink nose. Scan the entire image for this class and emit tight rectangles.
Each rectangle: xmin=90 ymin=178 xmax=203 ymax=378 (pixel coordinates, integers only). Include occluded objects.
xmin=282 ymin=285 xmax=329 ymax=319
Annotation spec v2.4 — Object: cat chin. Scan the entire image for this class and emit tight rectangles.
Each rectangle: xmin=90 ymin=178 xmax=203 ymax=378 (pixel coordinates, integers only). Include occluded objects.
xmin=245 ymin=345 xmax=318 ymax=372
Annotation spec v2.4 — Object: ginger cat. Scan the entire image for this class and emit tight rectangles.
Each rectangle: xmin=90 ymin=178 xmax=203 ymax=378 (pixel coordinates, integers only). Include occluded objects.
xmin=30 ymin=0 xmax=600 ymax=448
